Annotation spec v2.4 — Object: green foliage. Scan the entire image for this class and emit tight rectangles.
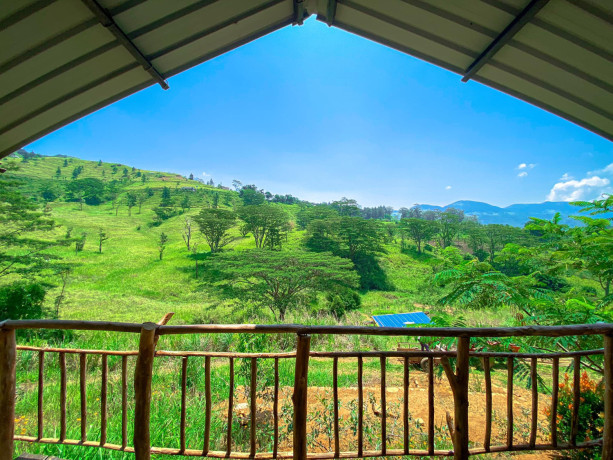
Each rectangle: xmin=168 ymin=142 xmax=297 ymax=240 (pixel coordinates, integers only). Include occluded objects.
xmin=549 ymin=372 xmax=604 ymax=458
xmin=240 ymin=187 xmax=266 ymax=206
xmin=0 ymin=282 xmax=47 ymax=321
xmin=194 ymin=208 xmax=237 ymax=253
xmin=399 ymin=218 xmax=437 ymax=253
xmin=296 ymin=204 xmax=338 ymax=229
xmin=325 ymin=288 xmax=361 ymax=319
xmin=238 ymin=205 xmax=290 ymax=250
xmin=158 ymin=232 xmax=168 ymax=260
xmin=66 ymin=178 xmax=106 ymax=205
xmin=204 ymin=250 xmax=359 ymax=320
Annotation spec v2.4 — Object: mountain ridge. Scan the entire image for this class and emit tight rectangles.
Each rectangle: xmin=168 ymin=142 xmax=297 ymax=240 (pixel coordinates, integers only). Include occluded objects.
xmin=417 ymin=200 xmax=580 ymax=226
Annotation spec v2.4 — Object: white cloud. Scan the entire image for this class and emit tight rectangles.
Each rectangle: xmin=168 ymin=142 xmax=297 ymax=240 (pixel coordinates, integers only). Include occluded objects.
xmin=559 ymin=173 xmax=573 ymax=181
xmin=517 ymin=163 xmax=536 ymax=170
xmin=547 ymin=176 xmax=610 ymax=202
xmin=445 ymin=185 xmax=452 ymax=190
xmin=201 ymin=171 xmax=210 ymax=177
xmin=589 ymin=163 xmax=613 ymax=176
xmin=518 ymin=171 xmax=528 ymax=178
xmin=518 ymin=163 xmax=527 ymax=170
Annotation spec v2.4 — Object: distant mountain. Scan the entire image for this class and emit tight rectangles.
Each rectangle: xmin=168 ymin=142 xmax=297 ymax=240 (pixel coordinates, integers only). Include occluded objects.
xmin=417 ymin=200 xmax=581 ymax=227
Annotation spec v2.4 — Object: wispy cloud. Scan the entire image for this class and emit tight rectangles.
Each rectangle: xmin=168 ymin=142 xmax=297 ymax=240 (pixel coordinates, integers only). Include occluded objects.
xmin=518 ymin=163 xmax=536 ymax=170
xmin=559 ymin=173 xmax=573 ymax=181
xmin=202 ymin=171 xmax=210 ymax=177
xmin=518 ymin=171 xmax=528 ymax=178
xmin=445 ymin=185 xmax=452 ymax=190
xmin=588 ymin=162 xmax=613 ymax=176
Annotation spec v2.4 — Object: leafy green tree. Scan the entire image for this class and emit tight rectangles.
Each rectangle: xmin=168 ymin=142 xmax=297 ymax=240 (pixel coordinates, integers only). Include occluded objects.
xmin=137 ymin=193 xmax=147 ymax=214
xmin=161 ymin=187 xmax=172 ymax=206
xmin=126 ymin=192 xmax=137 ymax=216
xmin=194 ymin=209 xmax=237 ymax=253
xmin=66 ymin=178 xmax=105 ymax=205
xmin=75 ymin=232 xmax=87 ymax=254
xmin=180 ymin=194 xmax=190 ymax=213
xmin=331 ymin=197 xmax=361 ymax=217
xmin=98 ymin=228 xmax=109 ymax=253
xmin=63 ymin=159 xmax=68 ymax=167
xmin=336 ymin=217 xmax=383 ymax=259
xmin=158 ymin=232 xmax=168 ymax=260
xmin=437 ymin=208 xmax=463 ymax=248
xmin=0 ymin=169 xmax=65 ymax=279
xmin=206 ymin=250 xmax=359 ymax=320
xmin=55 ymin=166 xmax=61 ymax=179
xmin=296 ymin=205 xmax=338 ymax=229
xmin=400 ymin=218 xmax=437 ymax=253
xmin=238 ymin=205 xmax=290 ymax=249
xmin=240 ymin=186 xmax=265 ymax=206
xmin=212 ymin=192 xmax=219 ymax=209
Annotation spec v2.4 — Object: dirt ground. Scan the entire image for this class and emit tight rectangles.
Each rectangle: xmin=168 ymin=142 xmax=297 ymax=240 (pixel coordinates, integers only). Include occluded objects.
xmin=234 ymin=367 xmax=560 ymax=459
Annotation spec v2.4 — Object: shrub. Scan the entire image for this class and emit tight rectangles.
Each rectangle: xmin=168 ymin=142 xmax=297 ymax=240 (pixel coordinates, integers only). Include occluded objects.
xmin=325 ymin=288 xmax=361 ymax=319
xmin=0 ymin=282 xmax=47 ymax=321
xmin=545 ymin=371 xmax=604 ymax=459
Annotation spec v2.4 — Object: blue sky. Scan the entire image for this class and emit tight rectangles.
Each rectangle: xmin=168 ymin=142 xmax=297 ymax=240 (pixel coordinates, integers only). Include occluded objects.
xmin=28 ymin=18 xmax=613 ymax=208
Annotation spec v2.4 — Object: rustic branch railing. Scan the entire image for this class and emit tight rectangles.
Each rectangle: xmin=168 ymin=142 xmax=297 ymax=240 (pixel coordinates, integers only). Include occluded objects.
xmin=0 ymin=320 xmax=612 ymax=460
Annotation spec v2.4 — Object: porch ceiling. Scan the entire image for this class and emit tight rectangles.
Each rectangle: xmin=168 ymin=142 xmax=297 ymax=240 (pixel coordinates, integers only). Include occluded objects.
xmin=0 ymin=0 xmax=611 ymax=159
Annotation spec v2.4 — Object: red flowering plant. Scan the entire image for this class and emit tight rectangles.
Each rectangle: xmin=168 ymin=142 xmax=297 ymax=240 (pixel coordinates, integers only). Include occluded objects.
xmin=544 ymin=371 xmax=604 ymax=459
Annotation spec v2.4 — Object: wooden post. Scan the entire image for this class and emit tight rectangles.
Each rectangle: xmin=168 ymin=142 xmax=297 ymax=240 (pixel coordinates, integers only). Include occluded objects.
xmin=0 ymin=327 xmax=16 ymax=460
xmin=292 ymin=334 xmax=311 ymax=460
xmin=453 ymin=337 xmax=470 ymax=460
xmin=133 ymin=322 xmax=157 ymax=460
xmin=603 ymin=334 xmax=613 ymax=460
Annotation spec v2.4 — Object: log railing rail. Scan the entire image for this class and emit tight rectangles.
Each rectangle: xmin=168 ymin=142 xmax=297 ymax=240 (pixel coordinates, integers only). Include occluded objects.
xmin=0 ymin=320 xmax=611 ymax=460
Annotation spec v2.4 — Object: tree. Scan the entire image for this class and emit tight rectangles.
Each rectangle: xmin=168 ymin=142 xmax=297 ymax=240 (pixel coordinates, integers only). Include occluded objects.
xmin=296 ymin=205 xmax=338 ymax=229
xmin=437 ymin=208 xmax=463 ymax=248
xmin=206 ymin=250 xmax=359 ymax=320
xmin=98 ymin=160 xmax=102 ymax=166
xmin=126 ymin=192 xmax=137 ymax=216
xmin=336 ymin=217 xmax=383 ymax=259
xmin=194 ymin=209 xmax=237 ymax=253
xmin=240 ymin=186 xmax=265 ymax=206
xmin=63 ymin=159 xmax=68 ymax=167
xmin=75 ymin=232 xmax=87 ymax=254
xmin=232 ymin=179 xmax=243 ymax=191
xmin=212 ymin=192 xmax=219 ymax=209
xmin=238 ymin=205 xmax=290 ymax=249
xmin=182 ymin=217 xmax=193 ymax=251
xmin=180 ymin=194 xmax=190 ymax=213
xmin=189 ymin=173 xmax=194 ymax=180
xmin=55 ymin=166 xmax=61 ymax=179
xmin=331 ymin=197 xmax=361 ymax=216
xmin=161 ymin=187 xmax=172 ymax=206
xmin=66 ymin=178 xmax=105 ymax=205
xmin=0 ymin=167 xmax=65 ymax=280
xmin=400 ymin=218 xmax=437 ymax=253
xmin=158 ymin=232 xmax=168 ymax=260
xmin=98 ymin=228 xmax=109 ymax=253
xmin=137 ymin=193 xmax=147 ymax=214
xmin=483 ymin=224 xmax=509 ymax=262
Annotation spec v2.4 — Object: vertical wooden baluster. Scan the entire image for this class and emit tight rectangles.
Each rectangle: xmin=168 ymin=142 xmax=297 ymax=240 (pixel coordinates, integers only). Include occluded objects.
xmin=203 ymin=356 xmax=211 ymax=456
xmin=452 ymin=337 xmax=470 ymax=460
xmin=483 ymin=357 xmax=492 ymax=452
xmin=180 ymin=356 xmax=187 ymax=453
xmin=133 ymin=322 xmax=157 ymax=460
xmin=571 ymin=356 xmax=581 ymax=446
xmin=333 ymin=357 xmax=340 ymax=458
xmin=428 ymin=356 xmax=434 ymax=456
xmin=603 ymin=334 xmax=612 ymax=460
xmin=227 ymin=357 xmax=234 ymax=457
xmin=357 ymin=355 xmax=363 ymax=458
xmin=507 ymin=357 xmax=514 ymax=449
xmin=273 ymin=357 xmax=279 ymax=459
xmin=551 ymin=357 xmax=559 ymax=448
xmin=121 ymin=355 xmax=128 ymax=450
xmin=403 ymin=356 xmax=409 ymax=455
xmin=250 ymin=357 xmax=257 ymax=458
xmin=100 ymin=354 xmax=108 ymax=446
xmin=80 ymin=353 xmax=87 ymax=443
xmin=0 ymin=327 xmax=16 ymax=460
xmin=59 ymin=352 xmax=66 ymax=442
xmin=37 ymin=350 xmax=44 ymax=440
xmin=529 ymin=357 xmax=538 ymax=448
xmin=380 ymin=356 xmax=387 ymax=456
xmin=293 ymin=334 xmax=311 ymax=460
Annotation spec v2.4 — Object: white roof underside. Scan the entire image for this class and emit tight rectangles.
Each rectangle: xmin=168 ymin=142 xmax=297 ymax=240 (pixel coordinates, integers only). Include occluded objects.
xmin=0 ymin=0 xmax=611 ymax=159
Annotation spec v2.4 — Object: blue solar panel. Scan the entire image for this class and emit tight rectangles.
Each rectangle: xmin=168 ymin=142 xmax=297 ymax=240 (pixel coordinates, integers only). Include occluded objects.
xmin=372 ymin=312 xmax=431 ymax=327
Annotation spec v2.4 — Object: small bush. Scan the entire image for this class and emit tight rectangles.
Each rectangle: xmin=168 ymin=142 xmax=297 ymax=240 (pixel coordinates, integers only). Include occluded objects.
xmin=545 ymin=371 xmax=604 ymax=459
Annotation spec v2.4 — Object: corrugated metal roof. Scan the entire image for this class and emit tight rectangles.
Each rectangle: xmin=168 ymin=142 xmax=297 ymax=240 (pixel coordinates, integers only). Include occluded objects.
xmin=372 ymin=311 xmax=431 ymax=327
xmin=0 ymin=0 xmax=611 ymax=159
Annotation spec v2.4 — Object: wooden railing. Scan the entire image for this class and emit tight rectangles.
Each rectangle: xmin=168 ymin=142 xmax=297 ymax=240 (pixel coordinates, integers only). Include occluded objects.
xmin=0 ymin=320 xmax=612 ymax=460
